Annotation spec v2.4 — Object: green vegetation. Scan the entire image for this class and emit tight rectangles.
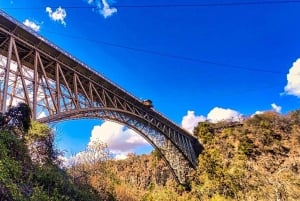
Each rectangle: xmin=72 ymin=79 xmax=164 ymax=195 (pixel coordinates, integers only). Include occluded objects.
xmin=1 ymin=104 xmax=300 ymax=200
xmin=0 ymin=104 xmax=101 ymax=200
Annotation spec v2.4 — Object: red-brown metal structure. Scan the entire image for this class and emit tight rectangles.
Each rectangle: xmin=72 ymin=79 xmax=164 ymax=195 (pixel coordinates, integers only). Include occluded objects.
xmin=0 ymin=11 xmax=202 ymax=184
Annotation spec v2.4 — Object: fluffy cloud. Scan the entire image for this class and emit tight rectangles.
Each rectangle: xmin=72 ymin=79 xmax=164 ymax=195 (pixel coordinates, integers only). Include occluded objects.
xmin=89 ymin=121 xmax=150 ymax=159
xmin=271 ymin=103 xmax=282 ymax=113
xmin=284 ymin=58 xmax=300 ymax=97
xmin=253 ymin=103 xmax=282 ymax=116
xmin=253 ymin=110 xmax=264 ymax=116
xmin=181 ymin=111 xmax=206 ymax=133
xmin=207 ymin=107 xmax=242 ymax=123
xmin=23 ymin=19 xmax=40 ymax=32
xmin=45 ymin=6 xmax=67 ymax=26
xmin=87 ymin=0 xmax=117 ymax=18
xmin=68 ymin=121 xmax=149 ymax=164
xmin=114 ymin=153 xmax=128 ymax=160
xmin=37 ymin=111 xmax=46 ymax=119
xmin=100 ymin=0 xmax=118 ymax=18
xmin=181 ymin=107 xmax=242 ymax=133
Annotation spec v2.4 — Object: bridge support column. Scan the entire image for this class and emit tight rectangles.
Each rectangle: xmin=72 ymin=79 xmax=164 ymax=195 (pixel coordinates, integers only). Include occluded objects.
xmin=1 ymin=36 xmax=12 ymax=113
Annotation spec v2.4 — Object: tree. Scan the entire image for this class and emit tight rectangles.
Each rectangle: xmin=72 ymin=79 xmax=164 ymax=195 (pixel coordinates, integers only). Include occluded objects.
xmin=0 ymin=102 xmax=31 ymax=134
xmin=6 ymin=102 xmax=31 ymax=132
xmin=68 ymin=140 xmax=115 ymax=200
xmin=26 ymin=121 xmax=59 ymax=165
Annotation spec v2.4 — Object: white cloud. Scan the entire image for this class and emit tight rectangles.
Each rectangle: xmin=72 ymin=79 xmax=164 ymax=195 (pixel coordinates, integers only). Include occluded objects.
xmin=207 ymin=107 xmax=242 ymax=123
xmin=89 ymin=121 xmax=150 ymax=158
xmin=253 ymin=110 xmax=264 ymax=116
xmin=284 ymin=58 xmax=300 ymax=97
xmin=45 ymin=6 xmax=67 ymax=26
xmin=271 ymin=103 xmax=282 ymax=113
xmin=37 ymin=111 xmax=46 ymax=119
xmin=181 ymin=107 xmax=242 ymax=133
xmin=87 ymin=0 xmax=117 ymax=18
xmin=253 ymin=103 xmax=282 ymax=116
xmin=101 ymin=0 xmax=118 ymax=18
xmin=114 ymin=153 xmax=128 ymax=160
xmin=181 ymin=110 xmax=206 ymax=133
xmin=23 ymin=19 xmax=40 ymax=32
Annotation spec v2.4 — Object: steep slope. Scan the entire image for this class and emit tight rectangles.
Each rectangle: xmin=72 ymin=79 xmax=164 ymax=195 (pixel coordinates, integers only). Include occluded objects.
xmin=191 ymin=111 xmax=300 ymax=200
xmin=0 ymin=125 xmax=102 ymax=201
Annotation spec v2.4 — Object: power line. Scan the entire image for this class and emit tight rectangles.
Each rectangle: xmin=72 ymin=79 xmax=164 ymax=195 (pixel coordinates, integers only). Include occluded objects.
xmin=115 ymin=0 xmax=300 ymax=8
xmin=42 ymin=29 xmax=285 ymax=75
xmin=2 ymin=0 xmax=300 ymax=10
xmin=1 ymin=6 xmax=93 ymax=10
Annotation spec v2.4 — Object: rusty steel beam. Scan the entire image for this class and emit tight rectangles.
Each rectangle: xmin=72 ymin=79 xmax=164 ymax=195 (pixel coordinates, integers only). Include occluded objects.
xmin=1 ymin=36 xmax=12 ymax=112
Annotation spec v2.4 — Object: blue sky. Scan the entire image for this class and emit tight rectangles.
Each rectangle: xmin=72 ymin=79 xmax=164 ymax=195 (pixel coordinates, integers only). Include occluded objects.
xmin=1 ymin=0 xmax=300 ymax=158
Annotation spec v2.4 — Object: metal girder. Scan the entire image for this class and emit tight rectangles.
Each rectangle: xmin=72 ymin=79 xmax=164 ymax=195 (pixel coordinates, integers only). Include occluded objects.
xmin=0 ymin=11 xmax=202 ymax=184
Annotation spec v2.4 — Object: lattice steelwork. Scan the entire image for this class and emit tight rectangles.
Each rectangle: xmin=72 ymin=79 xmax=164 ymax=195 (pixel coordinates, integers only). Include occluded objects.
xmin=0 ymin=11 xmax=202 ymax=184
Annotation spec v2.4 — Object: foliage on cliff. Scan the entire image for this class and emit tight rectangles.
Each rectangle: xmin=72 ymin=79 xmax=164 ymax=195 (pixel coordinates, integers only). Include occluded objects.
xmin=0 ymin=104 xmax=102 ymax=200
xmin=190 ymin=110 xmax=300 ymax=201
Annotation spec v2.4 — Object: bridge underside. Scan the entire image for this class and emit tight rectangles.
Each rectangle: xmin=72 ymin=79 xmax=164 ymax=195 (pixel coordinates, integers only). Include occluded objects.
xmin=0 ymin=11 xmax=202 ymax=184
xmin=39 ymin=108 xmax=194 ymax=184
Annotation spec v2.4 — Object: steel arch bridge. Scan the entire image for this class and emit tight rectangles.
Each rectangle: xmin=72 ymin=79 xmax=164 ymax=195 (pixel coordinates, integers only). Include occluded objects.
xmin=0 ymin=11 xmax=202 ymax=184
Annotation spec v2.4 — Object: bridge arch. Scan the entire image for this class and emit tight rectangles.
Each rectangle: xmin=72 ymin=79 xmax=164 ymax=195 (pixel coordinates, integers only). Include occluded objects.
xmin=39 ymin=107 xmax=197 ymax=184
xmin=0 ymin=11 xmax=202 ymax=185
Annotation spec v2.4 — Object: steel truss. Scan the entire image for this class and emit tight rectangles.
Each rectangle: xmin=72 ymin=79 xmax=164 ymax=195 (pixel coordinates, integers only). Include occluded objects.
xmin=0 ymin=11 xmax=202 ymax=184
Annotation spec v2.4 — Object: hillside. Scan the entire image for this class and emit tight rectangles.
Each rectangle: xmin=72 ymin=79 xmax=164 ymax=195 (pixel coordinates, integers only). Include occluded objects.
xmin=0 ymin=104 xmax=102 ymax=201
xmin=75 ymin=110 xmax=300 ymax=201
xmin=1 ymin=104 xmax=300 ymax=200
xmin=190 ymin=110 xmax=300 ymax=200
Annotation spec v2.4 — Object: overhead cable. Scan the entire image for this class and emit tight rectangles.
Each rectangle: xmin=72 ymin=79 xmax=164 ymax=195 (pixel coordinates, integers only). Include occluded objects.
xmin=2 ymin=0 xmax=300 ymax=10
xmin=42 ymin=29 xmax=285 ymax=75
